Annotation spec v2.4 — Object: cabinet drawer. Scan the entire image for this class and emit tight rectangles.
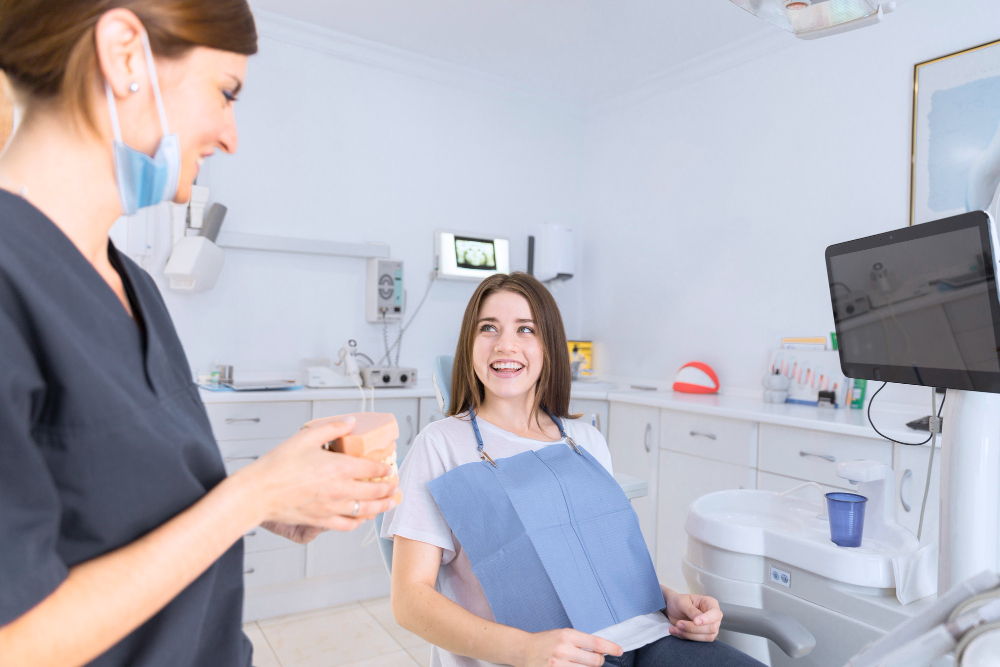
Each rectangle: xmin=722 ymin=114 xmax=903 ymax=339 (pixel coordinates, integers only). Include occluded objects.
xmin=758 ymin=424 xmax=891 ymax=489
xmin=205 ymin=402 xmax=311 ymax=442
xmin=242 ymin=526 xmax=296 ymax=554
xmin=243 ymin=546 xmax=305 ymax=589
xmin=218 ymin=438 xmax=283 ymax=468
xmin=660 ymin=412 xmax=757 ymax=468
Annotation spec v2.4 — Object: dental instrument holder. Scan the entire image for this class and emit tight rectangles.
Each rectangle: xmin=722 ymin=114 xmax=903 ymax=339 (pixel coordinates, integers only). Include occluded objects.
xmin=836 ymin=460 xmax=896 ymax=547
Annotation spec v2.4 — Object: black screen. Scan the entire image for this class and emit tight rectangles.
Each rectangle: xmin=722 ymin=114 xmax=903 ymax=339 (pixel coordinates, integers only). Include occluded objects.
xmin=826 ymin=211 xmax=1000 ymax=392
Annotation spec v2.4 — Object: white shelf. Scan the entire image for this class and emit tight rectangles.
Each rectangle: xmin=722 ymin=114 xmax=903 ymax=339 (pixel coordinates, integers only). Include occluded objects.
xmin=215 ymin=231 xmax=389 ymax=259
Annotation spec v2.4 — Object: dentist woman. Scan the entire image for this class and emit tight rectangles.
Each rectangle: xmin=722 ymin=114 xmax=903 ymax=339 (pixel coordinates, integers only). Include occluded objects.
xmin=0 ymin=2 xmax=398 ymax=666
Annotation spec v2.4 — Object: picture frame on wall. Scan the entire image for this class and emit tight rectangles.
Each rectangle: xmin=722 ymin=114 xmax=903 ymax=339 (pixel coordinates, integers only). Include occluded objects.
xmin=911 ymin=38 xmax=1000 ymax=226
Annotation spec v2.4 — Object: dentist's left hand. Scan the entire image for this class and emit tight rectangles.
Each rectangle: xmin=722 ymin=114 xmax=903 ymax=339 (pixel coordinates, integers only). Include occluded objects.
xmin=663 ymin=587 xmax=723 ymax=642
xmin=260 ymin=521 xmax=325 ymax=544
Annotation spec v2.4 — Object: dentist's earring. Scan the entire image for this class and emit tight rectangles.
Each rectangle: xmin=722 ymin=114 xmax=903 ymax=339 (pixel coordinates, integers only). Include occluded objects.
xmin=128 ymin=82 xmax=139 ymax=93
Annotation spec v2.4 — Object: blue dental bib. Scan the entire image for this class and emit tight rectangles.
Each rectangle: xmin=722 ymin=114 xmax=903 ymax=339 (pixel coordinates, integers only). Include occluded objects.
xmin=428 ymin=413 xmax=664 ymax=634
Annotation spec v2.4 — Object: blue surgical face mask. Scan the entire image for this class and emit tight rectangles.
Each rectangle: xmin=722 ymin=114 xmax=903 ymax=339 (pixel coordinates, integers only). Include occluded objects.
xmin=105 ymin=30 xmax=181 ymax=216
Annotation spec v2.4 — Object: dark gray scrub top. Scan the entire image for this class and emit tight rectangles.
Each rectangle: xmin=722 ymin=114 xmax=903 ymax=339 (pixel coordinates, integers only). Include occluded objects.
xmin=0 ymin=190 xmax=251 ymax=666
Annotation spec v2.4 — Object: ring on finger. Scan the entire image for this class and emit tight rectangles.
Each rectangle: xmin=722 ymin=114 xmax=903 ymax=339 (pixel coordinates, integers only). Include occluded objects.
xmin=351 ymin=500 xmax=360 ymax=517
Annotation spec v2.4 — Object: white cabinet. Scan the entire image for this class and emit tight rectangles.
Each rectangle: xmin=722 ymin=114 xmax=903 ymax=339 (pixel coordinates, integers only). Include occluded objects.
xmin=607 ymin=403 xmax=660 ymax=557
xmin=305 ymin=524 xmax=384 ymax=579
xmin=894 ymin=443 xmax=941 ymax=546
xmin=569 ymin=398 xmax=610 ymax=440
xmin=657 ymin=451 xmax=756 ymax=592
xmin=244 ymin=547 xmax=306 ymax=589
xmin=202 ymin=393 xmax=425 ymax=621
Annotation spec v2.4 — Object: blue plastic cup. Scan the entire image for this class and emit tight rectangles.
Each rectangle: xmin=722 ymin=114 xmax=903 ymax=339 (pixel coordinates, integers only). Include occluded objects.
xmin=826 ymin=492 xmax=868 ymax=547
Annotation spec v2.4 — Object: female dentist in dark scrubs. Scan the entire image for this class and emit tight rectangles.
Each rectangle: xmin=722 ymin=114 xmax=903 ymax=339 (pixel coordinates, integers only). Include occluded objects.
xmin=0 ymin=2 xmax=399 ymax=666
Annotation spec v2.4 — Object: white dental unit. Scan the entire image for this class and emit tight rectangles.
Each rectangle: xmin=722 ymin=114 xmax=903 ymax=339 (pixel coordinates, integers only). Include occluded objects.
xmin=683 ymin=211 xmax=1000 ymax=666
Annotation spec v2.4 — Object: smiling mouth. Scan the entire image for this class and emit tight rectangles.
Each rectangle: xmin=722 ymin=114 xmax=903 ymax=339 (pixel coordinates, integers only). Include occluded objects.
xmin=490 ymin=361 xmax=525 ymax=377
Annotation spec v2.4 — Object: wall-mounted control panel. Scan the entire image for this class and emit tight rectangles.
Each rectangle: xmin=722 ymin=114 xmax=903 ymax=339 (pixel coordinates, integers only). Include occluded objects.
xmin=366 ymin=258 xmax=403 ymax=323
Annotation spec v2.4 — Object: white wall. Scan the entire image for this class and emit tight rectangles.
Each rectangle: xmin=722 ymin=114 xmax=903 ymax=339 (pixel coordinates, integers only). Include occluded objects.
xmin=155 ymin=17 xmax=586 ymax=379
xmin=580 ymin=0 xmax=1000 ymax=403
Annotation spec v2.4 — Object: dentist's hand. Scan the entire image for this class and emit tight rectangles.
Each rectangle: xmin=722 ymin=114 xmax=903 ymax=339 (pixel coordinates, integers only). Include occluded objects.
xmin=260 ymin=521 xmax=325 ymax=544
xmin=663 ymin=587 xmax=723 ymax=642
xmin=521 ymin=628 xmax=622 ymax=667
xmin=235 ymin=416 xmax=399 ymax=532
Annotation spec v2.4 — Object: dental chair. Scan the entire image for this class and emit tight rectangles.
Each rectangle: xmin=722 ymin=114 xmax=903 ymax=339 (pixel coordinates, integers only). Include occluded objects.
xmin=373 ymin=356 xmax=815 ymax=661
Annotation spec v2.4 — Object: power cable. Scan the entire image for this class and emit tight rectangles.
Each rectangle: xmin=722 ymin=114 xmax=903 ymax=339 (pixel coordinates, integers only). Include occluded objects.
xmin=867 ymin=382 xmax=946 ymax=540
xmin=376 ymin=274 xmax=436 ymax=367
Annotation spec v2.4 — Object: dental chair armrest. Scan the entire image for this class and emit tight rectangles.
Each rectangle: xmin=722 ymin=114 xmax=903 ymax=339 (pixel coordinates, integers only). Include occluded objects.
xmin=719 ymin=603 xmax=816 ymax=658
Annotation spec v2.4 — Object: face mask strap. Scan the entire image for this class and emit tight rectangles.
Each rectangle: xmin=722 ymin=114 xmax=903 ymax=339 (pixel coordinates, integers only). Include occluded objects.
xmin=104 ymin=81 xmax=124 ymax=143
xmin=139 ymin=30 xmax=170 ymax=135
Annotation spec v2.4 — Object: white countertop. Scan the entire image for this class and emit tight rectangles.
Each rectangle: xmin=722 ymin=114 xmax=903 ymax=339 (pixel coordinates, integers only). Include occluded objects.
xmin=199 ymin=382 xmax=436 ymax=404
xmin=604 ymin=390 xmax=926 ymax=444
xmin=199 ymin=380 xmax=930 ymax=445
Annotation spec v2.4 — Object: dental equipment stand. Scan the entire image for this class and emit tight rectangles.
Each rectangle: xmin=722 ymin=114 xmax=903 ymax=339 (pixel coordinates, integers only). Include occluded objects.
xmin=840 ymin=391 xmax=1000 ymax=667
xmin=938 ymin=390 xmax=1000 ymax=591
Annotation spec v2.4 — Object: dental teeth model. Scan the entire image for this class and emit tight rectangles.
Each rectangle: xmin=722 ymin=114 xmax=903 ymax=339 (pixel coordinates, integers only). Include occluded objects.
xmin=304 ymin=412 xmax=403 ymax=514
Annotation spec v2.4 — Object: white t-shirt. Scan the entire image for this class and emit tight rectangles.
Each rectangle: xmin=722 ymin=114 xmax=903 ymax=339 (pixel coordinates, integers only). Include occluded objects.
xmin=380 ymin=415 xmax=671 ymax=667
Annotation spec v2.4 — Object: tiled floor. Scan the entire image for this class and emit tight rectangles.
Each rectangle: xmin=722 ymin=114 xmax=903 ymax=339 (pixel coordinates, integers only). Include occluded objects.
xmin=244 ymin=597 xmax=433 ymax=667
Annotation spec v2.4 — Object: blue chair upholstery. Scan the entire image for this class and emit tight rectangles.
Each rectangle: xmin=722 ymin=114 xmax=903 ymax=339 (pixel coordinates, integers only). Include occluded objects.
xmin=432 ymin=355 xmax=454 ymax=414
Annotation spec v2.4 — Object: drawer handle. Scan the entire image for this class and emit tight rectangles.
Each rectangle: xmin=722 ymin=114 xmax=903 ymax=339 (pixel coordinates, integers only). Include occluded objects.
xmin=644 ymin=424 xmax=653 ymax=453
xmin=224 ymin=456 xmax=260 ymax=462
xmin=405 ymin=415 xmax=415 ymax=446
xmin=243 ymin=567 xmax=255 ymax=575
xmin=799 ymin=451 xmax=836 ymax=463
xmin=225 ymin=417 xmax=261 ymax=424
xmin=900 ymin=469 xmax=913 ymax=513
xmin=594 ymin=413 xmax=602 ymax=432
xmin=689 ymin=431 xmax=718 ymax=440
xmin=245 ymin=530 xmax=257 ymax=538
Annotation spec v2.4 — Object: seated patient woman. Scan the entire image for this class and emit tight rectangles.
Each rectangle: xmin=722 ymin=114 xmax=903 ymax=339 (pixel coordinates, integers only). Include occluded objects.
xmin=382 ymin=272 xmax=764 ymax=667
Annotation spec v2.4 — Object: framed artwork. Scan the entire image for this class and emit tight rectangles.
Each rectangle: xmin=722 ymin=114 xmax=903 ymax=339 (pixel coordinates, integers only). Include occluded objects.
xmin=911 ymin=39 xmax=1000 ymax=226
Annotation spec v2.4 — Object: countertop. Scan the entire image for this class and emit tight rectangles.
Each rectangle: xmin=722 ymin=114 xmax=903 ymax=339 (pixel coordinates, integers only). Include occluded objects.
xmin=199 ymin=381 xmax=929 ymax=445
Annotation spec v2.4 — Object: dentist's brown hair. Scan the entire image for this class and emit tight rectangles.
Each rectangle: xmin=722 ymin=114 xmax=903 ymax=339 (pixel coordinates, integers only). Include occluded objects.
xmin=449 ymin=272 xmax=574 ymax=425
xmin=0 ymin=0 xmax=258 ymax=132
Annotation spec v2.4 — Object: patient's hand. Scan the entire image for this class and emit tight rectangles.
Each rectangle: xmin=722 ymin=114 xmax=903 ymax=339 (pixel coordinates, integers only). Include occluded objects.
xmin=663 ymin=589 xmax=723 ymax=642
xmin=521 ymin=628 xmax=622 ymax=667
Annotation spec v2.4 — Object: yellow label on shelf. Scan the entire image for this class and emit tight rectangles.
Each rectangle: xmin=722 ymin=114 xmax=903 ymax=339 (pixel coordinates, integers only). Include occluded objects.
xmin=567 ymin=340 xmax=593 ymax=375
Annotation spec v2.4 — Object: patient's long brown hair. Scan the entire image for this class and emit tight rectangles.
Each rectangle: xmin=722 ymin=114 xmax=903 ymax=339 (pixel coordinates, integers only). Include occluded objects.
xmin=449 ymin=272 xmax=574 ymax=424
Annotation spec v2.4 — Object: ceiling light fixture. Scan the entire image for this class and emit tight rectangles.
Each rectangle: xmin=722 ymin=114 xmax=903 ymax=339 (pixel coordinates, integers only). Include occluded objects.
xmin=730 ymin=0 xmax=898 ymax=40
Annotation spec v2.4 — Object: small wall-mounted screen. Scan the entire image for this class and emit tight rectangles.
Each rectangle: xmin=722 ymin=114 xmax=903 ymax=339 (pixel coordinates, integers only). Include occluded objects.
xmin=826 ymin=211 xmax=1000 ymax=392
xmin=454 ymin=237 xmax=497 ymax=270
